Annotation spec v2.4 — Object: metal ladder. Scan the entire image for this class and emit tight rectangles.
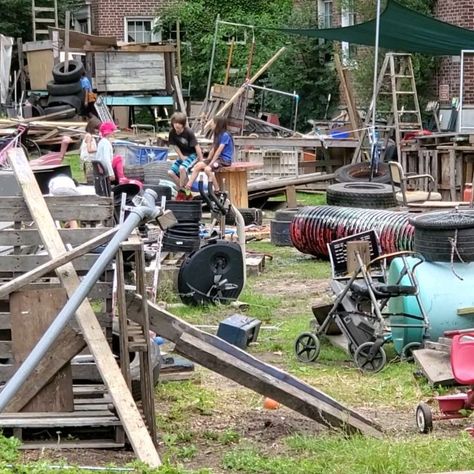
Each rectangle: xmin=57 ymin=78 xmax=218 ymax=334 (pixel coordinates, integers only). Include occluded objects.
xmin=32 ymin=0 xmax=58 ymax=41
xmin=353 ymin=53 xmax=423 ymax=163
xmin=94 ymin=95 xmax=114 ymax=123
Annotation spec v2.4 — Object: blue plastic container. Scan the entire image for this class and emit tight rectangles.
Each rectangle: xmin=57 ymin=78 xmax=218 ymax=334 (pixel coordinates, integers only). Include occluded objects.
xmin=113 ymin=140 xmax=168 ymax=166
xmin=388 ymin=257 xmax=474 ymax=353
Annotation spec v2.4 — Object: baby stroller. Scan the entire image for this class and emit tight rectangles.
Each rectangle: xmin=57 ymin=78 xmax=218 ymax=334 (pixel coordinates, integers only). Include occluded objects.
xmin=416 ymin=330 xmax=474 ymax=436
xmin=294 ymin=230 xmax=429 ymax=372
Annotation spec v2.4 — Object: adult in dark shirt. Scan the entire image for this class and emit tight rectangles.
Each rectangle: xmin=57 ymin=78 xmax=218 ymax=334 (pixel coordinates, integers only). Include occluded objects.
xmin=167 ymin=112 xmax=204 ymax=188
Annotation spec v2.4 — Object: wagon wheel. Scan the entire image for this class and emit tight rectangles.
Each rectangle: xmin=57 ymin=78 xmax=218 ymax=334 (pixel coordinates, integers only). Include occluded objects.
xmin=294 ymin=332 xmax=321 ymax=363
xmin=401 ymin=342 xmax=422 ymax=362
xmin=416 ymin=402 xmax=433 ymax=433
xmin=354 ymin=342 xmax=387 ymax=373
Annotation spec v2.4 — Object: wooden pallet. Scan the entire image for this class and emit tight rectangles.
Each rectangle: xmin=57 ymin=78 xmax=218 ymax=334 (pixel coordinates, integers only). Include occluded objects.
xmin=0 ymin=385 xmax=125 ymax=449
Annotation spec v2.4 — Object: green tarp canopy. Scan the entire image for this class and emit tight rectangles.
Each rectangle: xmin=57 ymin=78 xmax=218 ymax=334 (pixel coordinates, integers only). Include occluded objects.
xmin=278 ymin=0 xmax=474 ymax=56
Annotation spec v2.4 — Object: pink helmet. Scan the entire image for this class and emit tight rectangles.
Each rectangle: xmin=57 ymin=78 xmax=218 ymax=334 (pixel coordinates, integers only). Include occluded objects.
xmin=99 ymin=121 xmax=118 ymax=137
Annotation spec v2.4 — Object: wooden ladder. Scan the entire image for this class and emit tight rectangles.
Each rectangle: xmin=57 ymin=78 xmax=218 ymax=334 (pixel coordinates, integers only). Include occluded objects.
xmin=32 ymin=0 xmax=58 ymax=41
xmin=353 ymin=53 xmax=423 ymax=164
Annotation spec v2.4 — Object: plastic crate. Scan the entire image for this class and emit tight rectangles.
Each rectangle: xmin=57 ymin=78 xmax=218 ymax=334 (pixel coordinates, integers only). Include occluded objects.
xmin=113 ymin=140 xmax=168 ymax=166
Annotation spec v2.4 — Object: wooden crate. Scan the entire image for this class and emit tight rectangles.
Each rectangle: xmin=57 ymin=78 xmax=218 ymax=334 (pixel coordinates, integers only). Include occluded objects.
xmin=0 ymin=385 xmax=125 ymax=449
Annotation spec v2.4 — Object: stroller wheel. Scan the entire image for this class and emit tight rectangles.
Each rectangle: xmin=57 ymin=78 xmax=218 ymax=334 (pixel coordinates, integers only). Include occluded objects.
xmin=401 ymin=342 xmax=422 ymax=362
xmin=353 ymin=342 xmax=387 ymax=373
xmin=294 ymin=333 xmax=321 ymax=363
xmin=416 ymin=402 xmax=433 ymax=434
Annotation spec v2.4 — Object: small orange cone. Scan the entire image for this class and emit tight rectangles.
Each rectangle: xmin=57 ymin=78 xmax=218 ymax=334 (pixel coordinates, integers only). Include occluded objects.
xmin=263 ymin=397 xmax=280 ymax=410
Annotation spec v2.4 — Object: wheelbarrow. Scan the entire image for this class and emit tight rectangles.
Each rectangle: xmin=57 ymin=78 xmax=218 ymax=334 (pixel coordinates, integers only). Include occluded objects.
xmin=416 ymin=330 xmax=474 ymax=436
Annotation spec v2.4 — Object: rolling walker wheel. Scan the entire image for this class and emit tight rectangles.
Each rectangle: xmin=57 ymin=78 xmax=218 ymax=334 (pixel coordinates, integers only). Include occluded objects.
xmin=353 ymin=342 xmax=387 ymax=373
xmin=401 ymin=342 xmax=422 ymax=362
xmin=294 ymin=332 xmax=321 ymax=363
xmin=416 ymin=402 xmax=433 ymax=433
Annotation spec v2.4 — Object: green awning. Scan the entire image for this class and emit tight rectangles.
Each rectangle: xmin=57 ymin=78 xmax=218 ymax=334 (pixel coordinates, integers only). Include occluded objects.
xmin=278 ymin=0 xmax=474 ymax=56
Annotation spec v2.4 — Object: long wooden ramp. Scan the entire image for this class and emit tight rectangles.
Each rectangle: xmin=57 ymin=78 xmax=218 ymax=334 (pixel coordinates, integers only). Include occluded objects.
xmin=126 ymin=294 xmax=383 ymax=438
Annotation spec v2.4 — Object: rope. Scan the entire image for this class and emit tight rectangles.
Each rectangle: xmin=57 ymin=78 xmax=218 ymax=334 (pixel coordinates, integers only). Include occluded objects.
xmin=449 ymin=228 xmax=464 ymax=281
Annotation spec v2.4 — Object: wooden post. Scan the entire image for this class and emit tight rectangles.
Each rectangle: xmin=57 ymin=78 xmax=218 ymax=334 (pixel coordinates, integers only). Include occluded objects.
xmin=176 ymin=21 xmax=182 ymax=86
xmin=7 ymin=148 xmax=161 ymax=468
xmin=16 ymin=38 xmax=26 ymax=95
xmin=64 ymin=11 xmax=71 ymax=72
xmin=224 ymin=39 xmax=235 ymax=86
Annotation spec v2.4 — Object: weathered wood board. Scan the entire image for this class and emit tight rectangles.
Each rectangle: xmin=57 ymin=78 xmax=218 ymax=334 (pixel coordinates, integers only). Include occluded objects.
xmin=94 ymin=52 xmax=166 ymax=92
xmin=413 ymin=348 xmax=454 ymax=386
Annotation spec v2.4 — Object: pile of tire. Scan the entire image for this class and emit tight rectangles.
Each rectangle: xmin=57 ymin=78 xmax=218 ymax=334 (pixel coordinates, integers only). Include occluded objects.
xmin=270 ymin=208 xmax=299 ymax=246
xmin=326 ymin=182 xmax=397 ymax=209
xmin=410 ymin=210 xmax=474 ymax=262
xmin=289 ymin=205 xmax=413 ymax=258
xmin=143 ymin=161 xmax=173 ymax=201
xmin=47 ymin=59 xmax=85 ymax=118
xmin=162 ymin=200 xmax=202 ymax=253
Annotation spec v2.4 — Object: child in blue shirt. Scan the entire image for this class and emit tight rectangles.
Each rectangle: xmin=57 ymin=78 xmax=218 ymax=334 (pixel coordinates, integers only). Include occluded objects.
xmin=185 ymin=117 xmax=233 ymax=192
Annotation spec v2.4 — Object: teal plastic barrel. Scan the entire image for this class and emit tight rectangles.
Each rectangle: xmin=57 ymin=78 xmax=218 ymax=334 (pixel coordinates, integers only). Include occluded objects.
xmin=388 ymin=257 xmax=474 ymax=354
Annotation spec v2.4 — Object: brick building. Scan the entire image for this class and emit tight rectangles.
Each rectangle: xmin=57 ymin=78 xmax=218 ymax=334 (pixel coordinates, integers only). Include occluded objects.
xmin=73 ymin=0 xmax=175 ymax=43
xmin=434 ymin=0 xmax=474 ymax=106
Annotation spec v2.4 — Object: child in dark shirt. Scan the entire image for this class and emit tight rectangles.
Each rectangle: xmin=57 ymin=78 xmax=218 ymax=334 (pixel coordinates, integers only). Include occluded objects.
xmin=167 ymin=112 xmax=204 ymax=188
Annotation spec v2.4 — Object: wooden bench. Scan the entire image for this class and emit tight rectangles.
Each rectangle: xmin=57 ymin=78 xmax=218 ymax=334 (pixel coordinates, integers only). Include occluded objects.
xmin=216 ymin=162 xmax=262 ymax=208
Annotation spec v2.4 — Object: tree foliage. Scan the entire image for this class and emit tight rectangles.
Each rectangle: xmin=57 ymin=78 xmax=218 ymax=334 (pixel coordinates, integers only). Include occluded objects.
xmin=0 ymin=0 xmax=32 ymax=40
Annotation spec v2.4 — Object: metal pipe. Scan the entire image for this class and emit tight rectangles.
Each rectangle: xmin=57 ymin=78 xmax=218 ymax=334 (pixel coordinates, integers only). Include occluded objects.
xmin=371 ymin=0 xmax=382 ymax=148
xmin=0 ymin=189 xmax=159 ymax=412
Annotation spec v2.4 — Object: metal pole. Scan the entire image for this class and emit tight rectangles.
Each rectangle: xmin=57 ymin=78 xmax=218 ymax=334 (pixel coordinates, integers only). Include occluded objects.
xmin=205 ymin=14 xmax=220 ymax=105
xmin=293 ymin=92 xmax=300 ymax=133
xmin=371 ymin=0 xmax=382 ymax=149
xmin=0 ymin=190 xmax=159 ymax=412
xmin=459 ymin=50 xmax=465 ymax=133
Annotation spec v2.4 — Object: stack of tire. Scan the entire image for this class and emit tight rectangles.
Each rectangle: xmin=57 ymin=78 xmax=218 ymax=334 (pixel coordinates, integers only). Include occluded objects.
xmin=143 ymin=161 xmax=173 ymax=201
xmin=270 ymin=208 xmax=299 ymax=246
xmin=47 ymin=59 xmax=85 ymax=119
xmin=162 ymin=200 xmax=202 ymax=253
xmin=220 ymin=207 xmax=263 ymax=227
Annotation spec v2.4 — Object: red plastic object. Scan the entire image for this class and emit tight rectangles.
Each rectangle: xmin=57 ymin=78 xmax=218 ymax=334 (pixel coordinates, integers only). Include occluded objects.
xmin=437 ymin=394 xmax=468 ymax=413
xmin=451 ymin=333 xmax=474 ymax=385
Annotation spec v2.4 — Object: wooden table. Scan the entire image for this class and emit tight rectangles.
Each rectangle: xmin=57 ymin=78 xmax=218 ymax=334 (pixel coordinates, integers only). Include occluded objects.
xmin=216 ymin=162 xmax=262 ymax=208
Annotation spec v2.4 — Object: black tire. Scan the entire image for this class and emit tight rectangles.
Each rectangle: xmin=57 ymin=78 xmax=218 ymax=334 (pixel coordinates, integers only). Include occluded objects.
xmin=274 ymin=208 xmax=299 ymax=222
xmin=47 ymin=92 xmax=83 ymax=112
xmin=416 ymin=402 xmax=433 ymax=434
xmin=52 ymin=59 xmax=85 ymax=84
xmin=335 ymin=162 xmax=391 ymax=184
xmin=294 ymin=332 xmax=321 ymax=362
xmin=327 ymin=182 xmax=396 ymax=209
xmin=143 ymin=184 xmax=172 ymax=201
xmin=401 ymin=342 xmax=421 ymax=362
xmin=410 ymin=210 xmax=474 ymax=230
xmin=414 ymin=227 xmax=474 ymax=263
xmin=166 ymin=200 xmax=202 ymax=222
xmin=31 ymin=104 xmax=44 ymax=117
xmin=43 ymin=105 xmax=77 ymax=119
xmin=270 ymin=219 xmax=293 ymax=246
xmin=354 ymin=342 xmax=387 ymax=373
xmin=225 ymin=208 xmax=263 ymax=226
xmin=47 ymin=80 xmax=82 ymax=95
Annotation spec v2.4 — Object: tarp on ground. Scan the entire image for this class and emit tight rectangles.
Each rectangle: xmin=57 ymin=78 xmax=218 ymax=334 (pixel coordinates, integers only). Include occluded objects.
xmin=276 ymin=0 xmax=474 ymax=56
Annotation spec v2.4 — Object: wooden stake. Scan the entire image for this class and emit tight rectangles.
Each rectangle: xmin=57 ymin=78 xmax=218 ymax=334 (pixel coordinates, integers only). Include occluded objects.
xmin=64 ymin=11 xmax=70 ymax=72
xmin=224 ymin=39 xmax=235 ymax=86
xmin=7 ymin=148 xmax=161 ymax=468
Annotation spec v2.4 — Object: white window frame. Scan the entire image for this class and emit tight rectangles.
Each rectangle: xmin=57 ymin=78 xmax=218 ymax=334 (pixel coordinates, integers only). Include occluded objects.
xmin=318 ymin=0 xmax=333 ymax=29
xmin=124 ymin=16 xmax=161 ymax=44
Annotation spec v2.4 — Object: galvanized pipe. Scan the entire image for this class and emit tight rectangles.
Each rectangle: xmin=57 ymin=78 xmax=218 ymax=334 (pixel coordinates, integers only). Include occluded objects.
xmin=0 ymin=189 xmax=159 ymax=411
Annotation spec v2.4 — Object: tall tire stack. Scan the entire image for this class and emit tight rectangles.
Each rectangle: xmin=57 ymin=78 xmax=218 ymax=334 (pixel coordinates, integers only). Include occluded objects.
xmin=327 ymin=182 xmax=397 ymax=209
xmin=270 ymin=208 xmax=299 ymax=246
xmin=47 ymin=60 xmax=85 ymax=117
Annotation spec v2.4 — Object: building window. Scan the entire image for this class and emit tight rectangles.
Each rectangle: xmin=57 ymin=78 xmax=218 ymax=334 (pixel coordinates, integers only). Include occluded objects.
xmin=341 ymin=0 xmax=356 ymax=64
xmin=125 ymin=17 xmax=161 ymax=43
xmin=318 ymin=0 xmax=333 ymax=29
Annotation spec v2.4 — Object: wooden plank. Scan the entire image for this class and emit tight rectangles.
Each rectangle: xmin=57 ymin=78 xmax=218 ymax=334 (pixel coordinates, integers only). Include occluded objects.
xmin=0 ymin=207 xmax=113 ymax=222
xmin=0 ymin=341 xmax=12 ymax=358
xmin=0 ymin=416 xmax=120 ymax=427
xmin=413 ymin=348 xmax=454 ymax=386
xmin=0 ymin=255 xmax=106 ymax=273
xmin=7 ymin=148 xmax=161 ymax=467
xmin=10 ymin=288 xmax=73 ymax=412
xmin=126 ymin=294 xmax=382 ymax=437
xmin=0 ymin=228 xmax=116 ymax=299
xmin=17 ymin=440 xmax=124 ymax=449
xmin=176 ymin=332 xmax=382 ymax=437
xmin=0 ymin=228 xmax=114 ymax=246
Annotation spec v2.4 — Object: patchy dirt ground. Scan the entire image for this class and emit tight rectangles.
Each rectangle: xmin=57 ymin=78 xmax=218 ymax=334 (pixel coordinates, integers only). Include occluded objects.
xmin=18 ymin=249 xmax=471 ymax=472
